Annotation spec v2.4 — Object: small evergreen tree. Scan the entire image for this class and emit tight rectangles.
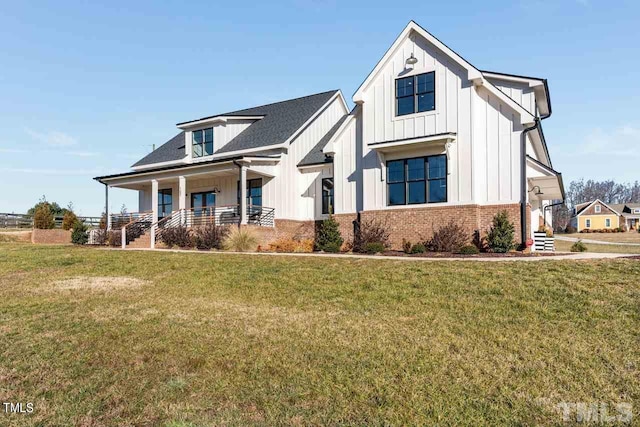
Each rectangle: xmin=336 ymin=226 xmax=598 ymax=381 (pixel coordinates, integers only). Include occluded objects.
xmin=71 ymin=221 xmax=89 ymax=245
xmin=486 ymin=211 xmax=515 ymax=253
xmin=315 ymin=215 xmax=344 ymax=252
xmin=61 ymin=211 xmax=78 ymax=230
xmin=33 ymin=203 xmax=55 ymax=229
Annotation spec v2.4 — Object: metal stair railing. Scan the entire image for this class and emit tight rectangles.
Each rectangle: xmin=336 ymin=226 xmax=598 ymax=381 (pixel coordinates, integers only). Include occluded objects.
xmin=120 ymin=212 xmax=154 ymax=249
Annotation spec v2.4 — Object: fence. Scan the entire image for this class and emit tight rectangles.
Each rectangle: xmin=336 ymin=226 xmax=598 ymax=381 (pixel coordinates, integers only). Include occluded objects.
xmin=0 ymin=213 xmax=102 ymax=229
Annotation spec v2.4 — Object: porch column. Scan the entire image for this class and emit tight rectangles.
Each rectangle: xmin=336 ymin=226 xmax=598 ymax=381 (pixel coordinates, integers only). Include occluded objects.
xmin=151 ymin=179 xmax=158 ymax=249
xmin=178 ymin=176 xmax=186 ymax=225
xmin=239 ymin=163 xmax=248 ymax=225
xmin=105 ymin=184 xmax=111 ymax=230
xmin=151 ymin=179 xmax=159 ymax=223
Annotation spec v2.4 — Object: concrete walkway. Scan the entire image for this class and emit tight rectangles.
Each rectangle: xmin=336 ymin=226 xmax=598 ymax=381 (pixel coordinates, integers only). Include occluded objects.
xmin=555 ymin=235 xmax=640 ymax=246
xmin=103 ymin=247 xmax=637 ymax=262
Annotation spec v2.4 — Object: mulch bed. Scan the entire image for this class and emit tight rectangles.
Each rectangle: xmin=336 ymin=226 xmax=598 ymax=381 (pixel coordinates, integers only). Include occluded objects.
xmin=377 ymin=251 xmax=571 ymax=258
xmin=622 ymin=255 xmax=640 ymax=260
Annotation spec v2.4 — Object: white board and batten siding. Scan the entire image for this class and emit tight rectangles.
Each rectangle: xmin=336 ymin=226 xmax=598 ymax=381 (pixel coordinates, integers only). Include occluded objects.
xmin=355 ymin=30 xmax=525 ymax=212
xmin=331 ymin=112 xmax=362 ymax=215
xmin=276 ymin=95 xmax=348 ymax=220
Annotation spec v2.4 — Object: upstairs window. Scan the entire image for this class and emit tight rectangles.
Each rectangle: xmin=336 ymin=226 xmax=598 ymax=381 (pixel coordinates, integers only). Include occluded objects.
xmin=192 ymin=127 xmax=213 ymax=157
xmin=594 ymin=205 xmax=601 ymax=213
xmin=634 ymin=208 xmax=640 ymax=214
xmin=396 ymin=72 xmax=435 ymax=116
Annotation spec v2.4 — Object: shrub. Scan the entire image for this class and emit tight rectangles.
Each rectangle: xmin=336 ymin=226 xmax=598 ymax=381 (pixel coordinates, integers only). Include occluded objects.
xmin=321 ymin=241 xmax=342 ymax=253
xmin=71 ymin=221 xmax=88 ymax=245
xmin=62 ymin=211 xmax=78 ymax=230
xmin=315 ymin=215 xmax=344 ymax=252
xmin=107 ymin=230 xmax=121 ymax=247
xmin=269 ymin=238 xmax=314 ymax=253
xmin=410 ymin=243 xmax=426 ymax=254
xmin=192 ymin=224 xmax=229 ymax=250
xmin=428 ymin=221 xmax=468 ymax=253
xmin=33 ymin=203 xmax=55 ymax=229
xmin=364 ymin=242 xmax=386 ymax=254
xmin=353 ymin=218 xmax=390 ymax=253
xmin=224 ymin=228 xmax=258 ymax=252
xmin=486 ymin=211 xmax=515 ymax=253
xmin=402 ymin=239 xmax=412 ymax=254
xmin=160 ymin=225 xmax=192 ymax=249
xmin=458 ymin=245 xmax=480 ymax=255
xmin=565 ymin=225 xmax=577 ymax=234
xmin=91 ymin=229 xmax=107 ymax=245
xmin=571 ymin=240 xmax=588 ymax=252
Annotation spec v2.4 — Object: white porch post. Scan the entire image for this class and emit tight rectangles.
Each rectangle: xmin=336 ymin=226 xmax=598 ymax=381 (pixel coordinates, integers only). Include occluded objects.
xmin=239 ymin=163 xmax=248 ymax=225
xmin=151 ymin=179 xmax=158 ymax=248
xmin=178 ymin=175 xmax=186 ymax=225
xmin=106 ymin=185 xmax=112 ymax=230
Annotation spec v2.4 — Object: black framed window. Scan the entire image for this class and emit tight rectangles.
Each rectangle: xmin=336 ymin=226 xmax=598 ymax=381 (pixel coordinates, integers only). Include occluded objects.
xmin=322 ymin=178 xmax=334 ymax=214
xmin=191 ymin=191 xmax=216 ymax=217
xmin=395 ymin=71 xmax=435 ymax=116
xmin=237 ymin=178 xmax=262 ymax=206
xmin=387 ymin=155 xmax=447 ymax=206
xmin=192 ymin=127 xmax=214 ymax=157
xmin=158 ymin=189 xmax=173 ymax=219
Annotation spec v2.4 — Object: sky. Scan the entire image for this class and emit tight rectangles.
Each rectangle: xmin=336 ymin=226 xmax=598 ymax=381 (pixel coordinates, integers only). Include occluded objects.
xmin=0 ymin=0 xmax=639 ymax=216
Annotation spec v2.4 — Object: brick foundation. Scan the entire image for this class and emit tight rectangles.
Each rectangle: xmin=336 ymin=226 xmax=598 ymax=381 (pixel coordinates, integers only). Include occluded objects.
xmin=360 ymin=203 xmax=527 ymax=250
xmin=238 ymin=203 xmax=528 ymax=252
xmin=31 ymin=229 xmax=71 ymax=244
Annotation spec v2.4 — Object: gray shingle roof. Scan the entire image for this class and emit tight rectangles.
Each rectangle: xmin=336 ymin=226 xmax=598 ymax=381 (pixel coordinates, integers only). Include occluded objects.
xmin=298 ymin=115 xmax=349 ymax=167
xmin=132 ymin=90 xmax=339 ymax=168
xmin=131 ymin=132 xmax=186 ymax=168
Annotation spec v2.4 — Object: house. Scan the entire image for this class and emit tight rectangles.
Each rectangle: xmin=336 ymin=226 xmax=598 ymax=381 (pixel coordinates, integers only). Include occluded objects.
xmin=610 ymin=203 xmax=640 ymax=230
xmin=94 ymin=21 xmax=564 ymax=250
xmin=570 ymin=199 xmax=621 ymax=232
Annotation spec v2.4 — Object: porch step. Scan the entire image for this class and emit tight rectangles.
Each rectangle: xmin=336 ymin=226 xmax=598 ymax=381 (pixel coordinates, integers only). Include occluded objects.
xmin=127 ymin=233 xmax=151 ymax=249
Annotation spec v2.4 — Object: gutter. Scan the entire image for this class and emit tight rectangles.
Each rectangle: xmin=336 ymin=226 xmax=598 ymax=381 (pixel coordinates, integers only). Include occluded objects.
xmin=519 ymin=81 xmax=555 ymax=243
xmin=521 ymin=119 xmax=540 ymax=244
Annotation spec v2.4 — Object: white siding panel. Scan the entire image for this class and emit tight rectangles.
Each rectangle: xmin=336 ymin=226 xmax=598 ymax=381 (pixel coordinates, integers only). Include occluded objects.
xmin=274 ymin=96 xmax=348 ymax=220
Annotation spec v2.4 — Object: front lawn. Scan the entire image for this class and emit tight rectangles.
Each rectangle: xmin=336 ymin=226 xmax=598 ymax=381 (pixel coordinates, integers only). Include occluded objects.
xmin=0 ymin=243 xmax=638 ymax=425
xmin=556 ymin=239 xmax=640 ymax=254
xmin=562 ymin=231 xmax=640 ymax=243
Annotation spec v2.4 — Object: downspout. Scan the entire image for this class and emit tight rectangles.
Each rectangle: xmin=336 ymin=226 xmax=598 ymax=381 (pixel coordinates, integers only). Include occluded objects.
xmin=520 ymin=119 xmax=540 ymax=244
xmin=543 ymin=200 xmax=565 ymax=230
xmin=519 ymin=83 xmax=553 ymax=244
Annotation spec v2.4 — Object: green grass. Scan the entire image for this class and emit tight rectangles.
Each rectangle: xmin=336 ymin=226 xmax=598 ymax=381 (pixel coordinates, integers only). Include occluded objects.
xmin=556 ymin=239 xmax=640 ymax=254
xmin=1 ymin=243 xmax=639 ymax=425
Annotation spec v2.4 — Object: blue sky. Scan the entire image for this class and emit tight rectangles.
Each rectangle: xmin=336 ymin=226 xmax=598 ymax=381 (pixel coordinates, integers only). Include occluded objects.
xmin=0 ymin=0 xmax=638 ymax=215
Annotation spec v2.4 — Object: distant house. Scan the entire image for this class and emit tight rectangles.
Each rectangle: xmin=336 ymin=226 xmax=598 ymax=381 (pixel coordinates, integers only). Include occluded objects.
xmin=570 ymin=199 xmax=621 ymax=232
xmin=610 ymin=203 xmax=640 ymax=231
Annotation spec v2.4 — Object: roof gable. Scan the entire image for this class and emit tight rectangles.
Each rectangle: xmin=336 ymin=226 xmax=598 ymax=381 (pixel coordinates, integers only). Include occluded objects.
xmin=575 ymin=199 xmax=621 ymax=216
xmin=132 ymin=90 xmax=342 ymax=168
xmin=352 ymin=21 xmax=535 ymax=125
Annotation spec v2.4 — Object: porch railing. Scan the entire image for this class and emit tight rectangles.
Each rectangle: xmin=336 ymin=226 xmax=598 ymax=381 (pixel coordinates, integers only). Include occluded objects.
xmin=120 ymin=212 xmax=154 ymax=248
xmin=151 ymin=205 xmax=275 ymax=248
xmin=110 ymin=211 xmax=152 ymax=229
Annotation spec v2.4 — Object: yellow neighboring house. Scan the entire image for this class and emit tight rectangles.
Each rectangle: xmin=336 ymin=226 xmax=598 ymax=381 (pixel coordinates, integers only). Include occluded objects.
xmin=570 ymin=199 xmax=620 ymax=232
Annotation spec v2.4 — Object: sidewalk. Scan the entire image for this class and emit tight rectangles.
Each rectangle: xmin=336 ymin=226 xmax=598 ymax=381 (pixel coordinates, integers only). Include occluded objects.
xmin=103 ymin=247 xmax=638 ymax=262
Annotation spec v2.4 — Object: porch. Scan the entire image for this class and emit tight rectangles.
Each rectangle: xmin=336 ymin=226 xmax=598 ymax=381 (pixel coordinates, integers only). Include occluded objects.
xmin=96 ymin=157 xmax=279 ymax=248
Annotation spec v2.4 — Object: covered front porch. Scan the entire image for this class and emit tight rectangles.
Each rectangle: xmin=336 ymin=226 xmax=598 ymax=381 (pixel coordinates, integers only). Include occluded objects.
xmin=96 ymin=157 xmax=279 ymax=247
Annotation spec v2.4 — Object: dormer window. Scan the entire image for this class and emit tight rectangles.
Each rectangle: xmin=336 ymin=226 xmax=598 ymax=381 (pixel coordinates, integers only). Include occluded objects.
xmin=192 ymin=127 xmax=214 ymax=157
xmin=594 ymin=205 xmax=601 ymax=213
xmin=396 ymin=72 xmax=435 ymax=116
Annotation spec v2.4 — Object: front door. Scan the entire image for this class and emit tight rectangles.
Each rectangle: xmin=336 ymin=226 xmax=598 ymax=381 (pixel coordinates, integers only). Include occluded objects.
xmin=191 ymin=191 xmax=216 ymax=220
